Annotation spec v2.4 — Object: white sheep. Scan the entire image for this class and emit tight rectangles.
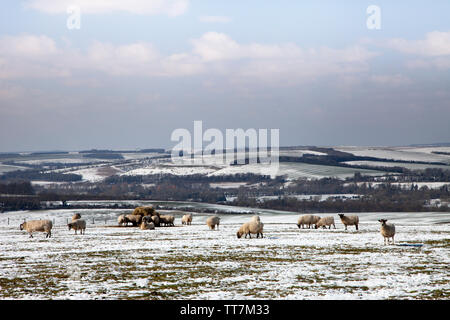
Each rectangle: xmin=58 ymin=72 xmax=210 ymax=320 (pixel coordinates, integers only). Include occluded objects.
xmin=378 ymin=219 xmax=395 ymax=245
xmin=338 ymin=214 xmax=359 ymax=230
xmin=181 ymin=214 xmax=193 ymax=225
xmin=125 ymin=214 xmax=142 ymax=227
xmin=20 ymin=220 xmax=53 ymax=238
xmin=297 ymin=215 xmax=321 ymax=229
xmin=159 ymin=215 xmax=175 ymax=227
xmin=237 ymin=216 xmax=264 ymax=239
xmin=315 ymin=216 xmax=336 ymax=229
xmin=140 ymin=221 xmax=155 ymax=230
xmin=206 ymin=216 xmax=220 ymax=230
xmin=68 ymin=219 xmax=86 ymax=235
xmin=118 ymin=214 xmax=127 ymax=226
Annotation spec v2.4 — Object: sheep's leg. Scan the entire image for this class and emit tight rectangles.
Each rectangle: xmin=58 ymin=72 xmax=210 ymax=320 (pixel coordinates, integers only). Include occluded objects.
xmin=392 ymin=236 xmax=394 ymax=245
xmin=355 ymin=224 xmax=359 ymax=231
xmin=345 ymin=225 xmax=347 ymax=231
xmin=29 ymin=233 xmax=33 ymax=238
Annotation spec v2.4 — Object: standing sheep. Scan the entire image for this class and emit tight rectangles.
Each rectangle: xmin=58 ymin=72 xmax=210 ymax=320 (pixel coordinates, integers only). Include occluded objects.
xmin=118 ymin=214 xmax=127 ymax=226
xmin=378 ymin=219 xmax=396 ymax=245
xmin=338 ymin=214 xmax=359 ymax=231
xmin=237 ymin=216 xmax=264 ymax=239
xmin=315 ymin=216 xmax=336 ymax=229
xmin=206 ymin=216 xmax=220 ymax=230
xmin=20 ymin=220 xmax=53 ymax=238
xmin=159 ymin=215 xmax=175 ymax=227
xmin=68 ymin=219 xmax=86 ymax=235
xmin=181 ymin=214 xmax=193 ymax=225
xmin=125 ymin=214 xmax=143 ymax=227
xmin=297 ymin=215 xmax=321 ymax=229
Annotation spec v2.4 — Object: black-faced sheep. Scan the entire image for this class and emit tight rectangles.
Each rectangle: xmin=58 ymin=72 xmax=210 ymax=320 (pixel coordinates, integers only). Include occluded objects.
xmin=20 ymin=220 xmax=53 ymax=238
xmin=315 ymin=216 xmax=336 ymax=229
xmin=338 ymin=214 xmax=359 ymax=230
xmin=237 ymin=216 xmax=264 ymax=239
xmin=297 ymin=215 xmax=321 ymax=229
xmin=378 ymin=219 xmax=395 ymax=245
xmin=68 ymin=219 xmax=86 ymax=235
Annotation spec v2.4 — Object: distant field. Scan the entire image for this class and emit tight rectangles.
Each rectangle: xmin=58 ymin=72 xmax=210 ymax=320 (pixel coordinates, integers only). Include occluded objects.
xmin=0 ymin=207 xmax=449 ymax=299
xmin=335 ymin=146 xmax=450 ymax=164
xmin=344 ymin=160 xmax=450 ymax=171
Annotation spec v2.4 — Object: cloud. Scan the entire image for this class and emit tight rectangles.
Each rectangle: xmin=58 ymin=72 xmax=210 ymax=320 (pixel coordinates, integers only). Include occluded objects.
xmin=370 ymin=74 xmax=413 ymax=86
xmin=0 ymin=32 xmax=378 ymax=84
xmin=198 ymin=16 xmax=231 ymax=23
xmin=23 ymin=0 xmax=189 ymax=16
xmin=387 ymin=31 xmax=450 ymax=57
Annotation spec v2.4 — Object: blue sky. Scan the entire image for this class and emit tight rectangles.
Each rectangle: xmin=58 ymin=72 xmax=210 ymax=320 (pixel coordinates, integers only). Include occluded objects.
xmin=0 ymin=1 xmax=449 ymax=151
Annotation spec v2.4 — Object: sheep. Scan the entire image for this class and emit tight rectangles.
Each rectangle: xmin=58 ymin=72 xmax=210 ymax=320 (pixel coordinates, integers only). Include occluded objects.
xmin=159 ymin=215 xmax=175 ymax=227
xmin=378 ymin=219 xmax=396 ymax=245
xmin=237 ymin=216 xmax=264 ymax=239
xmin=181 ymin=214 xmax=193 ymax=225
xmin=20 ymin=220 xmax=53 ymax=238
xmin=140 ymin=221 xmax=155 ymax=230
xmin=125 ymin=214 xmax=143 ymax=227
xmin=71 ymin=213 xmax=81 ymax=221
xmin=68 ymin=219 xmax=86 ymax=235
xmin=206 ymin=216 xmax=220 ymax=230
xmin=151 ymin=215 xmax=160 ymax=227
xmin=315 ymin=216 xmax=336 ymax=229
xmin=118 ymin=214 xmax=127 ymax=226
xmin=297 ymin=215 xmax=321 ymax=229
xmin=338 ymin=214 xmax=359 ymax=230
xmin=132 ymin=206 xmax=157 ymax=217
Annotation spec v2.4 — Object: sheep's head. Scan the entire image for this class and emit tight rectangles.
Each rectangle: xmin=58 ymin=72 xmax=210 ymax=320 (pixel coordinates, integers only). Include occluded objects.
xmin=236 ymin=231 xmax=243 ymax=239
xmin=338 ymin=214 xmax=345 ymax=218
xmin=67 ymin=223 xmax=73 ymax=230
xmin=19 ymin=223 xmax=25 ymax=230
xmin=378 ymin=219 xmax=387 ymax=225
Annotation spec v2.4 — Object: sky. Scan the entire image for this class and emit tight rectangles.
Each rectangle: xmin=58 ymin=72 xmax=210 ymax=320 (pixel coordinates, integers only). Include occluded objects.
xmin=0 ymin=0 xmax=449 ymax=152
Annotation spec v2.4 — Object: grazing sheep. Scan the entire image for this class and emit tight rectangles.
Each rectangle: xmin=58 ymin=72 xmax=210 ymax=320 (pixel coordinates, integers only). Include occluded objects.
xmin=181 ymin=214 xmax=193 ymax=225
xmin=151 ymin=215 xmax=160 ymax=227
xmin=338 ymin=214 xmax=359 ymax=230
xmin=125 ymin=214 xmax=143 ymax=227
xmin=140 ymin=221 xmax=155 ymax=230
xmin=20 ymin=220 xmax=53 ymax=238
xmin=379 ymin=219 xmax=396 ymax=245
xmin=206 ymin=216 xmax=220 ymax=230
xmin=315 ymin=216 xmax=336 ymax=229
xmin=159 ymin=215 xmax=175 ymax=227
xmin=72 ymin=213 xmax=81 ymax=221
xmin=118 ymin=214 xmax=128 ymax=226
xmin=297 ymin=215 xmax=321 ymax=229
xmin=68 ymin=219 xmax=86 ymax=235
xmin=237 ymin=216 xmax=264 ymax=239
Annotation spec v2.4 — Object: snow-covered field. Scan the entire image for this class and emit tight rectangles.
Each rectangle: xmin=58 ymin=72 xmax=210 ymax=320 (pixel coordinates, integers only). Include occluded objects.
xmin=344 ymin=161 xmax=450 ymax=171
xmin=209 ymin=163 xmax=386 ymax=180
xmin=336 ymin=146 xmax=450 ymax=164
xmin=0 ymin=207 xmax=448 ymax=300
